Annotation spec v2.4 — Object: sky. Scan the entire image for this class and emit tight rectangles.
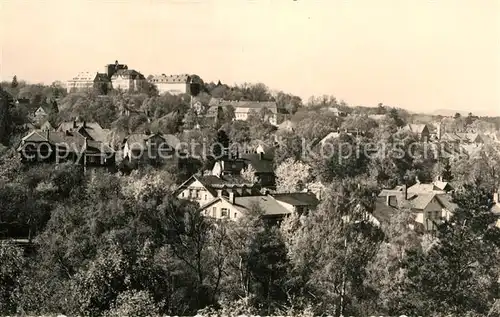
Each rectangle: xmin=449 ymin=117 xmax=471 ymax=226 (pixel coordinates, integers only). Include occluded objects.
xmin=1 ymin=0 xmax=499 ymax=115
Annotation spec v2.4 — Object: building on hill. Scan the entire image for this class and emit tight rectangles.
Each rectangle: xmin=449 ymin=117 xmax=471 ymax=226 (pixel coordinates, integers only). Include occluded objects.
xmin=148 ymin=74 xmax=193 ymax=95
xmin=208 ymin=98 xmax=287 ymax=126
xmin=66 ymin=72 xmax=95 ymax=93
xmin=111 ymin=69 xmax=146 ymax=92
xmin=17 ymin=129 xmax=115 ymax=169
xmin=402 ymin=124 xmax=430 ymax=141
xmin=93 ymin=73 xmax=112 ymax=94
xmin=121 ymin=132 xmax=180 ymax=167
xmin=103 ymin=60 xmax=128 ymax=78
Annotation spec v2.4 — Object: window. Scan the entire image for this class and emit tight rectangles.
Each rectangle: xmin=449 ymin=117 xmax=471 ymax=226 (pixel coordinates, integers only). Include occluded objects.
xmin=221 ymin=208 xmax=229 ymax=218
xmin=212 ymin=207 xmax=216 ymax=217
xmin=234 ymin=212 xmax=237 ymax=218
xmin=204 ymin=194 xmax=207 ymax=200
xmin=181 ymin=192 xmax=184 ymax=198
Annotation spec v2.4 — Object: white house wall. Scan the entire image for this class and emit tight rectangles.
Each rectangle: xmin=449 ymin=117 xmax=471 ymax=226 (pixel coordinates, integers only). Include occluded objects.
xmin=178 ymin=179 xmax=215 ymax=206
xmin=156 ymin=82 xmax=188 ymax=95
xmin=201 ymin=199 xmax=245 ymax=220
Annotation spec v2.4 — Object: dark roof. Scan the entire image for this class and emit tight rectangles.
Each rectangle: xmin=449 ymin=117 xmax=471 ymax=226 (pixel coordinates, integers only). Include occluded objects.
xmin=404 ymin=124 xmax=428 ymax=134
xmin=271 ymin=192 xmax=319 ymax=206
xmin=372 ymin=197 xmax=399 ymax=225
xmin=123 ymin=133 xmax=180 ymax=150
xmin=94 ymin=73 xmax=110 ymax=82
xmin=239 ymin=153 xmax=274 ymax=173
xmin=232 ymin=195 xmax=291 ymax=216
xmin=18 ymin=129 xmax=113 ymax=154
xmin=112 ymin=69 xmax=145 ymax=80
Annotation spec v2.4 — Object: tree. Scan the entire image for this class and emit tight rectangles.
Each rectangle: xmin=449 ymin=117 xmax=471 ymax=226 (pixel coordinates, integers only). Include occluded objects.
xmin=0 ymin=87 xmax=13 ymax=145
xmin=275 ymin=158 xmax=312 ymax=192
xmin=0 ymin=242 xmax=25 ymax=314
xmin=10 ymin=76 xmax=18 ymax=89
xmin=241 ymin=165 xmax=257 ymax=184
xmin=400 ymin=184 xmax=500 ymax=316
xmin=454 ymin=112 xmax=461 ymax=119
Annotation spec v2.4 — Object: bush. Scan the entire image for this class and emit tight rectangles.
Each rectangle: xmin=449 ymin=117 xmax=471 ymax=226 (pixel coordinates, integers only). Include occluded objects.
xmin=106 ymin=290 xmax=160 ymax=317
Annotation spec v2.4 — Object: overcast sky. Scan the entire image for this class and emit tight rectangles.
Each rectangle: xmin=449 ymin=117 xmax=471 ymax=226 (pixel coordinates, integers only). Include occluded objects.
xmin=1 ymin=0 xmax=499 ymax=115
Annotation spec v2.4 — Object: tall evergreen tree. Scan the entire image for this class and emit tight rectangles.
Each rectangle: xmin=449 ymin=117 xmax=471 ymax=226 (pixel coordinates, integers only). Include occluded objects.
xmin=0 ymin=87 xmax=13 ymax=145
xmin=401 ymin=184 xmax=500 ymax=316
xmin=10 ymin=75 xmax=18 ymax=89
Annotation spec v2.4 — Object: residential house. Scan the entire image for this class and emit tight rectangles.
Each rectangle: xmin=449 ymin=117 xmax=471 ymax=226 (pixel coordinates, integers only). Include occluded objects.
xmin=32 ymin=104 xmax=52 ymax=122
xmin=198 ymin=191 xmax=319 ymax=221
xmin=208 ymin=99 xmax=287 ymax=126
xmin=40 ymin=121 xmax=56 ymax=131
xmin=318 ymin=128 xmax=362 ymax=146
xmin=66 ymin=72 xmax=96 ymax=93
xmin=17 ymin=129 xmax=115 ymax=169
xmin=441 ymin=132 xmax=484 ymax=145
xmin=57 ymin=120 xmax=111 ymax=145
xmin=407 ymin=179 xmax=454 ymax=194
xmin=402 ymin=124 xmax=430 ymax=141
xmin=148 ymin=74 xmax=194 ymax=95
xmin=111 ymin=69 xmax=146 ymax=92
xmin=121 ymin=132 xmax=180 ymax=166
xmin=376 ymin=184 xmax=457 ymax=232
xmin=175 ymin=174 xmax=261 ymax=207
xmin=323 ymin=107 xmax=347 ymax=117
xmin=211 ymin=151 xmax=276 ymax=188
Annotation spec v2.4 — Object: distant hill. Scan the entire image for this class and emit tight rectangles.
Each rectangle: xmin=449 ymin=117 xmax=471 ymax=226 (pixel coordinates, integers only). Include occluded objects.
xmin=431 ymin=108 xmax=499 ymax=118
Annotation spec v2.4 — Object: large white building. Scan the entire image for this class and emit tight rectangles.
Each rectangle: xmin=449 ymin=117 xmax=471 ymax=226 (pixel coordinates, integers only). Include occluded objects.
xmin=66 ymin=72 xmax=96 ymax=93
xmin=111 ymin=69 xmax=146 ymax=92
xmin=148 ymin=74 xmax=191 ymax=95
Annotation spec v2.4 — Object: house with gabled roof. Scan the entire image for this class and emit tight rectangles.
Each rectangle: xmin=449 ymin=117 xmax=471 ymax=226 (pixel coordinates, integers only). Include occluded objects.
xmin=198 ymin=191 xmax=319 ymax=221
xmin=211 ymin=152 xmax=276 ymax=188
xmin=121 ymin=132 xmax=180 ymax=166
xmin=57 ymin=119 xmax=111 ymax=145
xmin=376 ymin=184 xmax=457 ymax=232
xmin=17 ymin=129 xmax=115 ymax=168
xmin=402 ymin=124 xmax=430 ymax=141
xmin=175 ymin=174 xmax=262 ymax=207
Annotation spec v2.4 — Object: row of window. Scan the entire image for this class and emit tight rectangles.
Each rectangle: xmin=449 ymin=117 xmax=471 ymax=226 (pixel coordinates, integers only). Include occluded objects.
xmin=206 ymin=207 xmax=237 ymax=219
xmin=181 ymin=189 xmax=208 ymax=200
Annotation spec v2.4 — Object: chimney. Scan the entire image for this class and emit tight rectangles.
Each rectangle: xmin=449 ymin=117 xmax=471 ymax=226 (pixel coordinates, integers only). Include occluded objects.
xmin=415 ymin=176 xmax=420 ymax=184
xmin=73 ymin=120 xmax=77 ymax=128
xmin=494 ymin=192 xmax=499 ymax=204
xmin=82 ymin=121 xmax=86 ymax=128
xmin=217 ymin=189 xmax=223 ymax=197
xmin=403 ymin=184 xmax=408 ymax=200
xmin=259 ymin=152 xmax=263 ymax=160
xmin=229 ymin=191 xmax=235 ymax=204
xmin=386 ymin=195 xmax=391 ymax=206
